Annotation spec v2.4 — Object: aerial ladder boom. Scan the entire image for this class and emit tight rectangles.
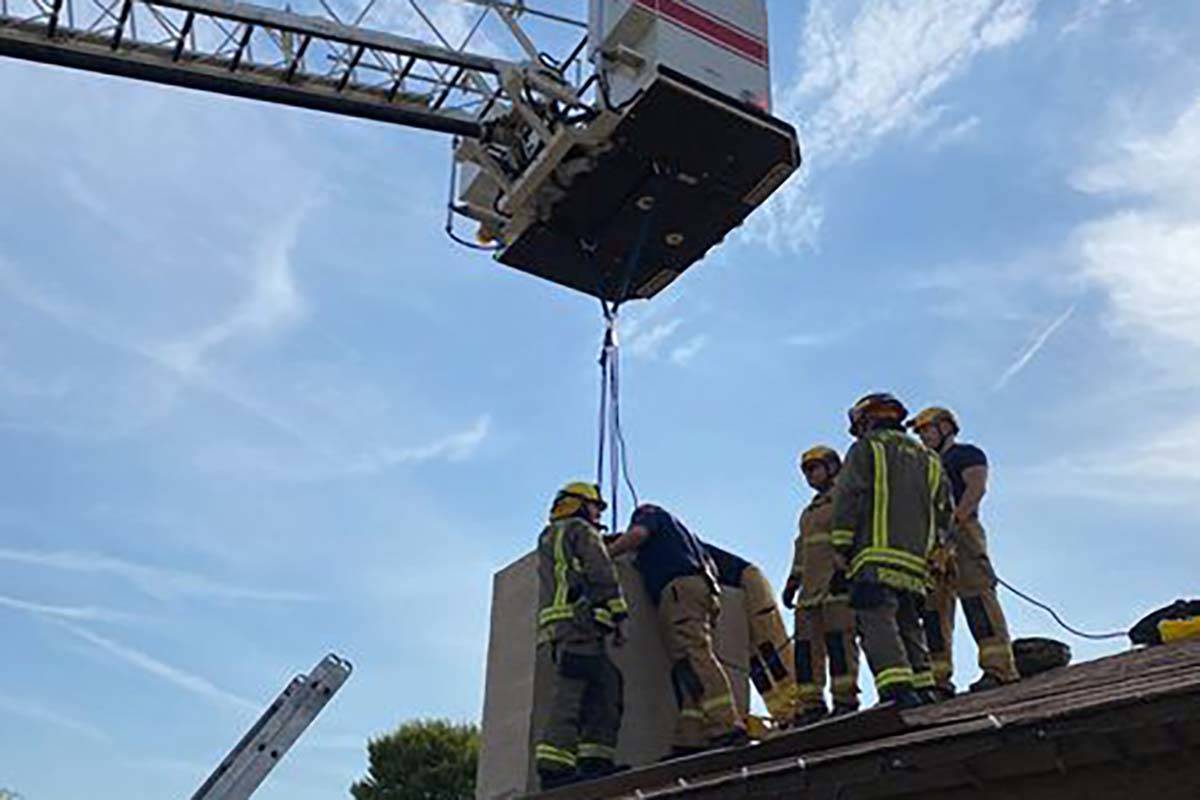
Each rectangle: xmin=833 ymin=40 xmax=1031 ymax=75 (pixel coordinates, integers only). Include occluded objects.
xmin=0 ymin=0 xmax=525 ymax=136
xmin=190 ymin=653 xmax=352 ymax=800
xmin=0 ymin=0 xmax=801 ymax=302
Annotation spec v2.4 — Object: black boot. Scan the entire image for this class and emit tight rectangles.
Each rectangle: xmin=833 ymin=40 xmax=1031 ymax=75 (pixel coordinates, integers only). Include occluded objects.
xmin=969 ymin=673 xmax=1008 ymax=693
xmin=708 ymin=728 xmax=751 ymax=749
xmin=539 ymin=769 xmax=579 ymax=791
xmin=881 ymin=687 xmax=925 ymax=710
xmin=661 ymin=745 xmax=706 ymax=761
xmin=793 ymin=705 xmax=829 ymax=726
xmin=577 ymin=758 xmax=628 ymax=781
xmin=829 ymin=702 xmax=859 ymax=718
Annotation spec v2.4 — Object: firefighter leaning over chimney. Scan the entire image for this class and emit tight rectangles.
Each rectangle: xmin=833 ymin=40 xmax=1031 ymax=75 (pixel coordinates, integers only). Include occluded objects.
xmin=534 ymin=481 xmax=630 ymax=790
xmin=608 ymin=504 xmax=749 ymax=757
xmin=831 ymin=393 xmax=953 ymax=709
xmin=703 ymin=542 xmax=798 ymax=721
xmin=908 ymin=407 xmax=1020 ymax=694
xmin=782 ymin=445 xmax=861 ymax=725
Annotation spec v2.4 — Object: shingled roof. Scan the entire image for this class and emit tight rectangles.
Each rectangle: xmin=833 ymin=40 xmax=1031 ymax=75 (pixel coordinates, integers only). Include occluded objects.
xmin=527 ymin=639 xmax=1200 ymax=800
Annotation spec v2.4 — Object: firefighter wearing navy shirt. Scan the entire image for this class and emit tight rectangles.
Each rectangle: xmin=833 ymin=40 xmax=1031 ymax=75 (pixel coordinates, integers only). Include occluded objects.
xmin=908 ymin=407 xmax=1020 ymax=694
xmin=608 ymin=505 xmax=748 ymax=755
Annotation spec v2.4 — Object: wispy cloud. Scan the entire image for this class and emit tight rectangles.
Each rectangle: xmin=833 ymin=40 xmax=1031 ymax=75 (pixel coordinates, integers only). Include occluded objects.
xmin=624 ymin=319 xmax=683 ymax=359
xmin=0 ymin=255 xmax=312 ymax=445
xmin=0 ymin=547 xmax=313 ymax=603
xmin=0 ymin=592 xmax=136 ymax=622
xmin=0 ymin=693 xmax=109 ymax=743
xmin=1072 ymin=98 xmax=1200 ymax=354
xmin=192 ymin=414 xmax=493 ymax=481
xmin=343 ymin=415 xmax=491 ymax=475
xmin=669 ymin=335 xmax=708 ymax=367
xmin=154 ymin=204 xmax=310 ymax=377
xmin=1061 ymin=0 xmax=1137 ymax=37
xmin=928 ymin=115 xmax=982 ymax=151
xmin=751 ymin=0 xmax=1038 ymax=250
xmin=61 ymin=624 xmax=258 ymax=713
xmin=995 ymin=304 xmax=1076 ymax=389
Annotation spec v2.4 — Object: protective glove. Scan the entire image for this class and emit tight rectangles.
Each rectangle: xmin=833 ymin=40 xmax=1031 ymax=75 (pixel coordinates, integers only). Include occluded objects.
xmin=928 ymin=544 xmax=956 ymax=579
xmin=782 ymin=575 xmax=801 ymax=609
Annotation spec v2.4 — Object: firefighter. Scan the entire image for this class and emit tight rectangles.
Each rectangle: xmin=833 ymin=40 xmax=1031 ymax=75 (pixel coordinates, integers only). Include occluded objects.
xmin=908 ymin=407 xmax=1020 ymax=693
xmin=782 ymin=445 xmax=861 ymax=724
xmin=534 ymin=481 xmax=630 ymax=789
xmin=608 ymin=504 xmax=748 ymax=756
xmin=703 ymin=542 xmax=797 ymax=721
xmin=831 ymin=393 xmax=953 ymax=709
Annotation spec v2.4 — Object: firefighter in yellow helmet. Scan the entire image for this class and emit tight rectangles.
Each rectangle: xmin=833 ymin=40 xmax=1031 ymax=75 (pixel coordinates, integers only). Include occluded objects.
xmin=534 ymin=482 xmax=630 ymax=789
xmin=783 ymin=445 xmax=861 ymax=725
xmin=831 ymin=393 xmax=953 ymax=709
xmin=908 ymin=407 xmax=1019 ymax=695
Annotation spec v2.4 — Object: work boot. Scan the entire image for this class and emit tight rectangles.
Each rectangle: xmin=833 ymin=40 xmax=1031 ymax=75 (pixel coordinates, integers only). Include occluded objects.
xmin=968 ymin=673 xmax=1009 ymax=693
xmin=577 ymin=758 xmax=628 ymax=781
xmin=881 ymin=687 xmax=925 ymax=710
xmin=930 ymin=685 xmax=956 ymax=703
xmin=538 ymin=769 xmax=579 ymax=791
xmin=708 ymin=728 xmax=750 ymax=749
xmin=662 ymin=745 xmax=706 ymax=761
xmin=829 ymin=702 xmax=859 ymax=718
xmin=792 ymin=705 xmax=829 ymax=727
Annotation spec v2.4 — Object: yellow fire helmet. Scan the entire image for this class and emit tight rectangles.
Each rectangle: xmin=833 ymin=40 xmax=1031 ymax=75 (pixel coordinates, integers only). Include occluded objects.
xmin=848 ymin=392 xmax=908 ymax=436
xmin=550 ymin=481 xmax=607 ymax=521
xmin=798 ymin=445 xmax=841 ymax=477
xmin=907 ymin=406 xmax=960 ymax=434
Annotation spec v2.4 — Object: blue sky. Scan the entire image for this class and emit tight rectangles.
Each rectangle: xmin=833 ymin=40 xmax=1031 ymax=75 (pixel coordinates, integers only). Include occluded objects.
xmin=3 ymin=0 xmax=1200 ymax=797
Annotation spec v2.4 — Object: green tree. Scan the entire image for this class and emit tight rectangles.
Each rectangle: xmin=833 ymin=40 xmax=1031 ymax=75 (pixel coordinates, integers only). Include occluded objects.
xmin=350 ymin=719 xmax=480 ymax=800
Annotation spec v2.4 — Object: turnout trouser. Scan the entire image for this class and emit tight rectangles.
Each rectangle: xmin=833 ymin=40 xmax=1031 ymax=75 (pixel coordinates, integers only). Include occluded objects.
xmin=535 ymin=640 xmax=624 ymax=780
xmin=659 ymin=574 xmax=743 ymax=748
xmin=923 ymin=519 xmax=1019 ymax=689
xmin=794 ymin=598 xmax=860 ymax=714
xmin=741 ymin=565 xmax=798 ymax=719
xmin=853 ymin=581 xmax=933 ymax=699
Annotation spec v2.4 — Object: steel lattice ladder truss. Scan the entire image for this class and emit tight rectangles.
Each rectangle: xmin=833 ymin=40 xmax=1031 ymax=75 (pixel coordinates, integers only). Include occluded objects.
xmin=0 ymin=0 xmax=536 ymax=136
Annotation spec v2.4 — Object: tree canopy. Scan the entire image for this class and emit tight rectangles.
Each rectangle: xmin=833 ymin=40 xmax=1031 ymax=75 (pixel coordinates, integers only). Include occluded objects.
xmin=350 ymin=719 xmax=480 ymax=800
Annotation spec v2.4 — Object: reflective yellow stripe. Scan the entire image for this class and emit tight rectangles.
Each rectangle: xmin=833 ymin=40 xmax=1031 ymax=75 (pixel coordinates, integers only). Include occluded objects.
xmin=593 ymin=607 xmax=613 ymax=627
xmin=805 ymin=532 xmax=833 ymax=545
xmin=913 ymin=671 xmax=936 ymax=689
xmin=701 ymin=693 xmax=735 ymax=713
xmin=553 ymin=525 xmax=569 ymax=607
xmin=926 ymin=456 xmax=941 ymax=553
xmin=578 ymin=742 xmax=615 ymax=760
xmin=607 ymin=596 xmax=628 ymax=615
xmin=535 ymin=743 xmax=577 ymax=768
xmin=679 ymin=708 xmax=705 ymax=720
xmin=979 ymin=642 xmax=1014 ymax=658
xmin=831 ymin=675 xmax=858 ymax=690
xmin=851 ymin=547 xmax=928 ymax=573
xmin=876 ymin=568 xmax=927 ymax=594
xmin=870 ymin=440 xmax=889 ymax=549
xmin=874 ymin=666 xmax=914 ymax=689
xmin=538 ymin=605 xmax=575 ymax=627
xmin=795 ymin=683 xmax=822 ymax=699
xmin=830 ymin=529 xmax=855 ymax=547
